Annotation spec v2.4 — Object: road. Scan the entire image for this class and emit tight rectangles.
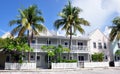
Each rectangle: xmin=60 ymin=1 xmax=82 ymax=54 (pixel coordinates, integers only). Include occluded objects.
xmin=0 ymin=67 xmax=120 ymax=74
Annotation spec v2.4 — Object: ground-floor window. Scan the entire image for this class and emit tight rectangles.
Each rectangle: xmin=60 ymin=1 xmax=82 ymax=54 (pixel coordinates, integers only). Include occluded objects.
xmin=78 ymin=56 xmax=84 ymax=61
xmin=115 ymin=56 xmax=120 ymax=61
xmin=63 ymin=56 xmax=66 ymax=59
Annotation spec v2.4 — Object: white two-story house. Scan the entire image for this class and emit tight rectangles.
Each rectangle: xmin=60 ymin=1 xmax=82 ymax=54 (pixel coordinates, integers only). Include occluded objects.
xmin=21 ymin=29 xmax=110 ymax=68
xmin=1 ymin=29 xmax=111 ymax=69
xmin=23 ymin=35 xmax=90 ymax=68
xmin=89 ymin=29 xmax=110 ymax=61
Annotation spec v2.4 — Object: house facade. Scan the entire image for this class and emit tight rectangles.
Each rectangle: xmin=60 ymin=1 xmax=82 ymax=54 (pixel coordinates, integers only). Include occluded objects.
xmin=23 ymin=35 xmax=90 ymax=68
xmin=89 ymin=29 xmax=110 ymax=61
xmin=21 ymin=29 xmax=110 ymax=68
xmin=0 ymin=29 xmax=112 ymax=69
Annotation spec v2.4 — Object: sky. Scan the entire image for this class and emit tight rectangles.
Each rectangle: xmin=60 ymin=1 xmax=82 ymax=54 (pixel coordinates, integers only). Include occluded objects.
xmin=0 ymin=0 xmax=120 ymax=36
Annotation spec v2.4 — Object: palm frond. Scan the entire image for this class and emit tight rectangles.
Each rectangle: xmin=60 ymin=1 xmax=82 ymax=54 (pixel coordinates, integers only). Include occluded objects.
xmin=75 ymin=24 xmax=84 ymax=34
xmin=78 ymin=18 xmax=90 ymax=26
xmin=34 ymin=24 xmax=46 ymax=32
xmin=33 ymin=16 xmax=44 ymax=23
xmin=9 ymin=20 xmax=21 ymax=26
xmin=18 ymin=27 xmax=26 ymax=37
xmin=11 ymin=25 xmax=22 ymax=36
xmin=109 ymin=28 xmax=117 ymax=41
xmin=54 ymin=19 xmax=65 ymax=29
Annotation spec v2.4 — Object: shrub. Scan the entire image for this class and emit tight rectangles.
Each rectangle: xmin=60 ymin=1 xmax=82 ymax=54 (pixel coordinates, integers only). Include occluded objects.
xmin=92 ymin=53 xmax=104 ymax=62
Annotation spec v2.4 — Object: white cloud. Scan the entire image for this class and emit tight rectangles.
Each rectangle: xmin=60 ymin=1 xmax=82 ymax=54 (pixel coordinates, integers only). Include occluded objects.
xmin=104 ymin=26 xmax=111 ymax=38
xmin=57 ymin=0 xmax=120 ymax=36
xmin=71 ymin=0 xmax=120 ymax=34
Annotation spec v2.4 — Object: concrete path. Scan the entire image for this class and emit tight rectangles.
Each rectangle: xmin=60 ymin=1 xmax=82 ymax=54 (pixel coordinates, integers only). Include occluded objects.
xmin=0 ymin=67 xmax=120 ymax=74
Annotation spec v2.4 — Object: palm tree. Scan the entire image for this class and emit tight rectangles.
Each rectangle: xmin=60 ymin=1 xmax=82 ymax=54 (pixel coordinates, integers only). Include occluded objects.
xmin=109 ymin=17 xmax=120 ymax=41
xmin=9 ymin=5 xmax=46 ymax=62
xmin=54 ymin=1 xmax=89 ymax=59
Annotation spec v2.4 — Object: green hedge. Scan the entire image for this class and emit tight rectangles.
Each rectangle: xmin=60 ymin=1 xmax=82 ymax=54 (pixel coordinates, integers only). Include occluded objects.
xmin=61 ymin=59 xmax=77 ymax=63
xmin=92 ymin=53 xmax=104 ymax=62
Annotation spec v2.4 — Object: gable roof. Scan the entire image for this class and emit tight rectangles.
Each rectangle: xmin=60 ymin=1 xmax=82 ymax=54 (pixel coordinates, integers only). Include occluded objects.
xmin=89 ymin=29 xmax=109 ymax=40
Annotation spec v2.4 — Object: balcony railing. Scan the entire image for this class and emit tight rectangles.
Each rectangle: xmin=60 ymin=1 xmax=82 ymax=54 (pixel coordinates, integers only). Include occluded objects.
xmin=30 ymin=44 xmax=89 ymax=53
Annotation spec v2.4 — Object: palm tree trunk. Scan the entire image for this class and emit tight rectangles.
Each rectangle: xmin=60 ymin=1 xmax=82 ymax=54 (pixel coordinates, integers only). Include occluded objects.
xmin=27 ymin=30 xmax=30 ymax=62
xmin=69 ymin=24 xmax=72 ymax=60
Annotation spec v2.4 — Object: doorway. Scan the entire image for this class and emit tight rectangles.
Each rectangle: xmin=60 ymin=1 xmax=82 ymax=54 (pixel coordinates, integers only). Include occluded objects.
xmin=37 ymin=55 xmax=41 ymax=67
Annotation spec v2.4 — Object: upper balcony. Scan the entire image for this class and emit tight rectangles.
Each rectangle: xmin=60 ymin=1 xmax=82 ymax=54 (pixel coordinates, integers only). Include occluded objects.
xmin=30 ymin=44 xmax=89 ymax=53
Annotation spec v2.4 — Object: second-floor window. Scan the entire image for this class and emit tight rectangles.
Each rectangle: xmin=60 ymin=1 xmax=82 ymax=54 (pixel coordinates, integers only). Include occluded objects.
xmin=98 ymin=42 xmax=102 ymax=49
xmin=104 ymin=43 xmax=107 ymax=49
xmin=78 ymin=42 xmax=83 ymax=46
xmin=93 ymin=42 xmax=96 ymax=48
xmin=118 ymin=43 xmax=120 ymax=48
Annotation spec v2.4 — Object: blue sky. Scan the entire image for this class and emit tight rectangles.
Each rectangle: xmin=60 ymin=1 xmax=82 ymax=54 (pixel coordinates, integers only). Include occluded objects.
xmin=0 ymin=0 xmax=120 ymax=36
xmin=0 ymin=0 xmax=67 ymax=36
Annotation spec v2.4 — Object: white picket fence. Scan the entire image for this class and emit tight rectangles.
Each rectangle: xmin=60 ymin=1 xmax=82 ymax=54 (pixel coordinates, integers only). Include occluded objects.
xmin=115 ymin=62 xmax=120 ymax=67
xmin=5 ymin=63 xmax=36 ymax=70
xmin=52 ymin=63 xmax=77 ymax=69
xmin=84 ymin=62 xmax=109 ymax=68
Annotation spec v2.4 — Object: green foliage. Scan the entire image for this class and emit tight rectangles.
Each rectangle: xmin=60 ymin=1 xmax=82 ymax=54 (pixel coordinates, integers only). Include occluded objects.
xmin=9 ymin=5 xmax=46 ymax=37
xmin=41 ymin=45 xmax=70 ymax=63
xmin=0 ymin=37 xmax=33 ymax=63
xmin=54 ymin=1 xmax=89 ymax=37
xmin=61 ymin=59 xmax=77 ymax=63
xmin=109 ymin=16 xmax=120 ymax=41
xmin=92 ymin=53 xmax=104 ymax=62
xmin=115 ymin=50 xmax=120 ymax=56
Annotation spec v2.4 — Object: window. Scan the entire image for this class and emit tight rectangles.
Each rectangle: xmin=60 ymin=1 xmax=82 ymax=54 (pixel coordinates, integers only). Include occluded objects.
xmin=63 ymin=56 xmax=66 ymax=59
xmin=104 ymin=43 xmax=107 ymax=49
xmin=78 ymin=56 xmax=84 ymax=61
xmin=78 ymin=42 xmax=83 ymax=50
xmin=78 ymin=42 xmax=83 ymax=46
xmin=93 ymin=42 xmax=96 ymax=48
xmin=98 ymin=42 xmax=102 ymax=49
xmin=32 ymin=39 xmax=35 ymax=44
xmin=118 ymin=43 xmax=120 ymax=48
xmin=105 ymin=56 xmax=108 ymax=60
xmin=118 ymin=57 xmax=120 ymax=60
xmin=64 ymin=42 xmax=68 ymax=46
xmin=31 ymin=55 xmax=34 ymax=59
xmin=47 ymin=40 xmax=51 ymax=45
xmin=70 ymin=57 xmax=72 ymax=60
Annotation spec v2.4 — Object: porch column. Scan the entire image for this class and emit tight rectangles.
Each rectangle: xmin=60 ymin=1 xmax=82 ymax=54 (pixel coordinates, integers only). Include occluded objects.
xmin=47 ymin=38 xmax=49 ymax=46
xmin=57 ymin=37 xmax=59 ymax=46
xmin=76 ymin=40 xmax=78 ymax=62
xmin=88 ymin=53 xmax=90 ymax=62
xmin=60 ymin=39 xmax=61 ymax=45
xmin=35 ymin=37 xmax=38 ymax=63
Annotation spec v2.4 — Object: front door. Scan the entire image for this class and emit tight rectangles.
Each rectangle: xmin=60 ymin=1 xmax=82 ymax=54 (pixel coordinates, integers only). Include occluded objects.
xmin=37 ymin=55 xmax=41 ymax=67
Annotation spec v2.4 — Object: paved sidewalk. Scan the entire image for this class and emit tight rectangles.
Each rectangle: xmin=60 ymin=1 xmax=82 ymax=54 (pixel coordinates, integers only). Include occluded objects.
xmin=0 ymin=67 xmax=120 ymax=74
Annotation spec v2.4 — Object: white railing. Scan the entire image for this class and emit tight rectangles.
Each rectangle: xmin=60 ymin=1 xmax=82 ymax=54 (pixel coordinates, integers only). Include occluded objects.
xmin=30 ymin=44 xmax=89 ymax=52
